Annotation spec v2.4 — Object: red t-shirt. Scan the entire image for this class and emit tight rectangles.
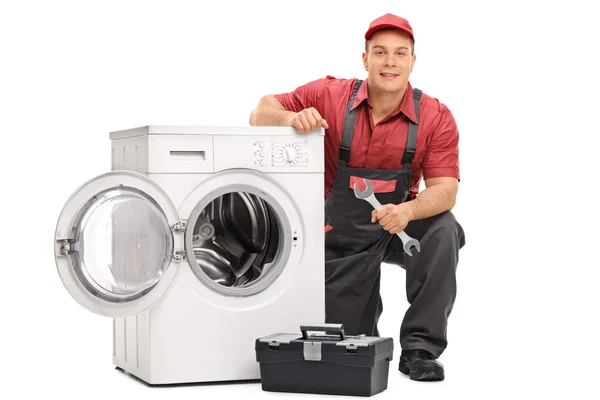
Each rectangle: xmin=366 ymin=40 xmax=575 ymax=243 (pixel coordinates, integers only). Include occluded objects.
xmin=274 ymin=76 xmax=460 ymax=199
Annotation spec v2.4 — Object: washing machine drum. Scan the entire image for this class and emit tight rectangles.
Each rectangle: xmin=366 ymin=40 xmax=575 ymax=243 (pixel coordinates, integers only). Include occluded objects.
xmin=191 ymin=192 xmax=281 ymax=287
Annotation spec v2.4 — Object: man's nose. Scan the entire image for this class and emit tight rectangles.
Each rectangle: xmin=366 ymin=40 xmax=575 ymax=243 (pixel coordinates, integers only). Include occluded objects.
xmin=384 ymin=54 xmax=397 ymax=67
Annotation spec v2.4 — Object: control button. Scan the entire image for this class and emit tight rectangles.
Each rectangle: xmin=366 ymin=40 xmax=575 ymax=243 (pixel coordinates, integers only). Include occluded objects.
xmin=259 ymin=159 xmax=266 ymax=167
xmin=259 ymin=141 xmax=264 ymax=148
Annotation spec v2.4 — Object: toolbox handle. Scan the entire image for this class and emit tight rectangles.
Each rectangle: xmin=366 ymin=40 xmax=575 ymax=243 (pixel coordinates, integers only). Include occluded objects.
xmin=300 ymin=324 xmax=346 ymax=341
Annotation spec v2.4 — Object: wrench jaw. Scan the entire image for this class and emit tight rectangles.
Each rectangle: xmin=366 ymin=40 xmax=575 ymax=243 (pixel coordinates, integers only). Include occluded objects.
xmin=352 ymin=183 xmax=362 ymax=198
xmin=353 ymin=178 xmax=374 ymax=199
xmin=405 ymin=241 xmax=421 ymax=256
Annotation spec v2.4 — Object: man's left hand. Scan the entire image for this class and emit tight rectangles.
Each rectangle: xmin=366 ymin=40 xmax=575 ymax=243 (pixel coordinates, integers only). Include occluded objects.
xmin=371 ymin=203 xmax=413 ymax=234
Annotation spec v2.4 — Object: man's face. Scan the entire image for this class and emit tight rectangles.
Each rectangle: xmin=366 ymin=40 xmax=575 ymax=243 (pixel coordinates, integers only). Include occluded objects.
xmin=362 ymin=29 xmax=416 ymax=94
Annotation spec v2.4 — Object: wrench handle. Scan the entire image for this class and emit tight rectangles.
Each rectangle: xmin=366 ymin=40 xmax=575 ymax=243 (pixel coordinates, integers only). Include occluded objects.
xmin=368 ymin=194 xmax=416 ymax=247
xmin=366 ymin=195 xmax=383 ymax=210
xmin=396 ymin=230 xmax=412 ymax=245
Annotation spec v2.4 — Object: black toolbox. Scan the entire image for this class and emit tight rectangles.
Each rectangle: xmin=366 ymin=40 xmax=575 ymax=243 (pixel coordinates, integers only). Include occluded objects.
xmin=255 ymin=323 xmax=394 ymax=397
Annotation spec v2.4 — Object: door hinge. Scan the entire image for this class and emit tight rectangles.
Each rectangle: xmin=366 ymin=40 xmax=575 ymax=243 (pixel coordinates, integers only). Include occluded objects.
xmin=173 ymin=250 xmax=186 ymax=261
xmin=58 ymin=239 xmax=74 ymax=255
xmin=171 ymin=220 xmax=187 ymax=232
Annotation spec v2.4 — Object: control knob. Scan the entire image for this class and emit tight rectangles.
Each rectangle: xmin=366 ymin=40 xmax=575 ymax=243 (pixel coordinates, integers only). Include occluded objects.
xmin=283 ymin=146 xmax=298 ymax=162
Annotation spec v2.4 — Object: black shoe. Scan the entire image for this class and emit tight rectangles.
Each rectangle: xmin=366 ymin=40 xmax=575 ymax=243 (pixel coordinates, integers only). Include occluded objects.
xmin=399 ymin=349 xmax=445 ymax=381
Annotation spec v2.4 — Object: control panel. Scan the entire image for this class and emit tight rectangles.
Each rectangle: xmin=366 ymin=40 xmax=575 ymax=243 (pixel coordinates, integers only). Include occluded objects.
xmin=214 ymin=134 xmax=323 ymax=172
xmin=253 ymin=140 xmax=309 ymax=168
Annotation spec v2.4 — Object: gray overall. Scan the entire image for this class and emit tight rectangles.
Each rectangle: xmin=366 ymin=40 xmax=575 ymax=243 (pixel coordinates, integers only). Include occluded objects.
xmin=323 ymin=80 xmax=466 ymax=357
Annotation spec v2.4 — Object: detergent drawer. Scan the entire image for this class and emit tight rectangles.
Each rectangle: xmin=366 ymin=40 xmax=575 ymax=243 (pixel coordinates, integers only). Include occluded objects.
xmin=255 ymin=324 xmax=393 ymax=397
xmin=147 ymin=134 xmax=214 ymax=173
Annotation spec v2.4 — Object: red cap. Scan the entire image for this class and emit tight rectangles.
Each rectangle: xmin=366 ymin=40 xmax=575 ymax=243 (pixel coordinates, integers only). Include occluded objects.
xmin=365 ymin=13 xmax=414 ymax=41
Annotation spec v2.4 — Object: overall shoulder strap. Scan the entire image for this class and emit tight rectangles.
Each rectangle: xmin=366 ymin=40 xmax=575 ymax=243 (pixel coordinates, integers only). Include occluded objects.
xmin=339 ymin=79 xmax=363 ymax=167
xmin=401 ymin=88 xmax=422 ymax=168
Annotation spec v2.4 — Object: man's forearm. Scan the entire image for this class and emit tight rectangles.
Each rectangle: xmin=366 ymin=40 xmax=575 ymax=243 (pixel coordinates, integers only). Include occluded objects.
xmin=404 ymin=183 xmax=457 ymax=221
xmin=249 ymin=95 xmax=296 ymax=126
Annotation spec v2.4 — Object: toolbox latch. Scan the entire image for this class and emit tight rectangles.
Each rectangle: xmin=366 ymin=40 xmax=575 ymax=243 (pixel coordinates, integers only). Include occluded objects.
xmin=345 ymin=343 xmax=359 ymax=353
xmin=303 ymin=342 xmax=322 ymax=361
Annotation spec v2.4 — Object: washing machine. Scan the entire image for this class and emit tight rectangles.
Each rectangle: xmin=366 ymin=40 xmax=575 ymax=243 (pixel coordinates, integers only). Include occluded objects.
xmin=53 ymin=125 xmax=326 ymax=385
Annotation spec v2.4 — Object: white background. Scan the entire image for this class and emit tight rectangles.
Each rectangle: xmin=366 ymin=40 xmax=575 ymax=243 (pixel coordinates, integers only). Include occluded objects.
xmin=1 ymin=0 xmax=599 ymax=399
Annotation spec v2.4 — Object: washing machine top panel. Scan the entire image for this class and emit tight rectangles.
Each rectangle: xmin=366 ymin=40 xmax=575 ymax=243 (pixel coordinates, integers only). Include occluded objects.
xmin=54 ymin=170 xmax=184 ymax=318
xmin=109 ymin=125 xmax=325 ymax=140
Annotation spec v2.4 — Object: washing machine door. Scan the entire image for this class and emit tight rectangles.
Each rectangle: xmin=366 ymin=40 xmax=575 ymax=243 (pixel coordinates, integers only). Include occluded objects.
xmin=54 ymin=170 xmax=184 ymax=318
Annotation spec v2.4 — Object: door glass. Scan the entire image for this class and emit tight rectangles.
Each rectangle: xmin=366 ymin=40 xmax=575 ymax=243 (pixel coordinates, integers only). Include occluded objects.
xmin=70 ymin=186 xmax=174 ymax=302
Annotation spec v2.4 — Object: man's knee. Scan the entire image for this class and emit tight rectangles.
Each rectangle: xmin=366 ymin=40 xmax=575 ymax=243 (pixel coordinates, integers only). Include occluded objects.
xmin=427 ymin=211 xmax=465 ymax=248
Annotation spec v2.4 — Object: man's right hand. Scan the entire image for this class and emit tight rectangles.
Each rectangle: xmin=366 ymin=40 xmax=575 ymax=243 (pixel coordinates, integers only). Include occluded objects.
xmin=289 ymin=107 xmax=329 ymax=133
